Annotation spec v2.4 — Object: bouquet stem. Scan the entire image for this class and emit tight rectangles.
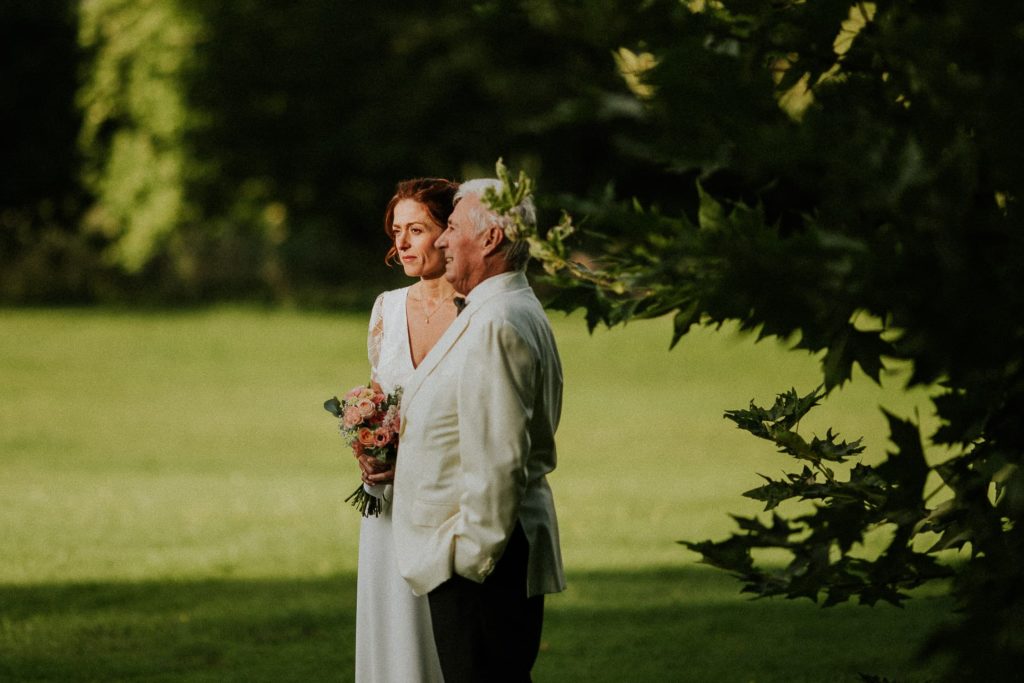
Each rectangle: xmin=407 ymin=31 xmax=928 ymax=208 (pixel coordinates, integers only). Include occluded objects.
xmin=345 ymin=485 xmax=384 ymax=517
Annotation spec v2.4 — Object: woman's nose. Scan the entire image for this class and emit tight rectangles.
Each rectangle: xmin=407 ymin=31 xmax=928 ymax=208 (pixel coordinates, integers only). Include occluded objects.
xmin=396 ymin=231 xmax=409 ymax=249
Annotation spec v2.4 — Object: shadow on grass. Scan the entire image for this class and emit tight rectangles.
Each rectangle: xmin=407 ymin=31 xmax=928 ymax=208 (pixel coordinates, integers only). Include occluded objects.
xmin=0 ymin=575 xmax=355 ymax=682
xmin=0 ymin=567 xmax=953 ymax=682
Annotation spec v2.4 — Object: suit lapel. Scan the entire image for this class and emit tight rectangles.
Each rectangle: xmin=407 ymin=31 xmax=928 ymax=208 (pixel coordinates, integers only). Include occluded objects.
xmin=401 ymin=271 xmax=532 ymax=410
xmin=401 ymin=305 xmax=474 ymax=408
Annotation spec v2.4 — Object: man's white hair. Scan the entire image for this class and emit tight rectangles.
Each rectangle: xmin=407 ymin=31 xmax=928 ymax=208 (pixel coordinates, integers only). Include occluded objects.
xmin=455 ymin=178 xmax=535 ymax=271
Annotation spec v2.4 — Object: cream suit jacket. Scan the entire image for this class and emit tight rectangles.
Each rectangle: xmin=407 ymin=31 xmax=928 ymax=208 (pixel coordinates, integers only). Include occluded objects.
xmin=392 ymin=270 xmax=566 ymax=598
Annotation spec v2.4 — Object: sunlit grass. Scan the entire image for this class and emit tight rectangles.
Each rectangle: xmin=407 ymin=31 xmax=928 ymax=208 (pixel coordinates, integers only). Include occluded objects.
xmin=0 ymin=307 xmax=949 ymax=681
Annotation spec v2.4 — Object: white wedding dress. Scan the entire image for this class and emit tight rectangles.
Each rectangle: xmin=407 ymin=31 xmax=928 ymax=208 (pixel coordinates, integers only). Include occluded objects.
xmin=355 ymin=286 xmax=443 ymax=683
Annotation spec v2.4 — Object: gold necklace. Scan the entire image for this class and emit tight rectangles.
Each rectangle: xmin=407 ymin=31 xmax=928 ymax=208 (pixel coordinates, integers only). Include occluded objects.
xmin=419 ymin=288 xmax=455 ymax=324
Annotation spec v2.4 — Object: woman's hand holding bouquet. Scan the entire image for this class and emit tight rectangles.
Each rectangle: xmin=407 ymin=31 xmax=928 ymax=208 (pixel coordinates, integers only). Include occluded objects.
xmin=324 ymin=383 xmax=402 ymax=517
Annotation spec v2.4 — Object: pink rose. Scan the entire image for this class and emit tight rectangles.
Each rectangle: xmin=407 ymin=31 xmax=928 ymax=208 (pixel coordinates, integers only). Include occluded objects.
xmin=345 ymin=385 xmax=365 ymax=400
xmin=356 ymin=398 xmax=376 ymax=418
xmin=372 ymin=390 xmax=386 ymax=405
xmin=357 ymin=427 xmax=376 ymax=446
xmin=343 ymin=405 xmax=362 ymax=428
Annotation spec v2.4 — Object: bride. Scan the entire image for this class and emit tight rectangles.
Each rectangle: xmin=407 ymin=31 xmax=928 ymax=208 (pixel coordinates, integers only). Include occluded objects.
xmin=354 ymin=177 xmax=459 ymax=683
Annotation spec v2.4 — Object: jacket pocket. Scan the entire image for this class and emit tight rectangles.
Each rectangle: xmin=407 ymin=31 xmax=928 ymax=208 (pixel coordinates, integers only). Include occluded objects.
xmin=410 ymin=497 xmax=456 ymax=527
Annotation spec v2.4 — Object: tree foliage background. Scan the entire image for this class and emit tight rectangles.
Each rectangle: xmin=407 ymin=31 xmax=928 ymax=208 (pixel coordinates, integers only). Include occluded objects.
xmin=3 ymin=0 xmax=1022 ymax=679
xmin=3 ymin=0 xmax=657 ymax=305
xmin=495 ymin=1 xmax=1021 ymax=679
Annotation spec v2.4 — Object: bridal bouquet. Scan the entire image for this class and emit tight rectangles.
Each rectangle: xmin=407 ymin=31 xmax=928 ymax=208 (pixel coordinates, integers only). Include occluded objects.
xmin=324 ymin=383 xmax=402 ymax=517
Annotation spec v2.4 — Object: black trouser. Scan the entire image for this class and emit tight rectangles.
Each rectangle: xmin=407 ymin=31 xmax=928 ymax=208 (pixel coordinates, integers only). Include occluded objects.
xmin=427 ymin=523 xmax=544 ymax=683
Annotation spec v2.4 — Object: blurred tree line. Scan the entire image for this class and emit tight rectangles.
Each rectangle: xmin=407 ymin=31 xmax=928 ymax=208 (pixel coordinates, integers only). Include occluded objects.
xmin=2 ymin=0 xmax=654 ymax=306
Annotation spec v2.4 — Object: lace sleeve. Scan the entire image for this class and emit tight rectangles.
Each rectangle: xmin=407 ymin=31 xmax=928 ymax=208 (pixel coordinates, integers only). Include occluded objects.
xmin=367 ymin=293 xmax=385 ymax=382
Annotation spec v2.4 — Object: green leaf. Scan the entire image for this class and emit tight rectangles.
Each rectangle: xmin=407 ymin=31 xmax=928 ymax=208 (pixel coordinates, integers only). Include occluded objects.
xmin=926 ymin=520 xmax=973 ymax=553
xmin=771 ymin=427 xmax=817 ymax=461
xmin=724 ymin=386 xmax=825 ymax=442
xmin=822 ymin=326 xmax=892 ymax=389
xmin=932 ymin=389 xmax=989 ymax=446
xmin=809 ymin=428 xmax=865 ymax=462
xmin=679 ymin=536 xmax=754 ymax=574
xmin=696 ymin=182 xmax=728 ymax=232
xmin=323 ymin=396 xmax=342 ymax=417
xmin=874 ymin=411 xmax=930 ymax=521
xmin=743 ymin=474 xmax=798 ymax=511
xmin=731 ymin=513 xmax=800 ymax=546
xmin=669 ymin=300 xmax=700 ymax=349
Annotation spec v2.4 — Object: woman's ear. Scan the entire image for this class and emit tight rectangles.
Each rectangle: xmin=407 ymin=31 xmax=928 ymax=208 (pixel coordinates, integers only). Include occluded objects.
xmin=480 ymin=225 xmax=506 ymax=256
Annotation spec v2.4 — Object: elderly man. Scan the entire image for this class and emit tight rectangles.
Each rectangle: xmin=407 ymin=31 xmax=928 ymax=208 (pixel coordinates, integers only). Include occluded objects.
xmin=391 ymin=178 xmax=565 ymax=681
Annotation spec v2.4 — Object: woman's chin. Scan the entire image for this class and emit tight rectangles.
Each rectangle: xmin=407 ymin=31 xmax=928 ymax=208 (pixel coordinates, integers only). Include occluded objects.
xmin=420 ymin=269 xmax=447 ymax=281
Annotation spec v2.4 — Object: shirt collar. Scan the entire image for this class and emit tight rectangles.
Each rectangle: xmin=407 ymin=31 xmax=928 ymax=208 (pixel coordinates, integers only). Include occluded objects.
xmin=462 ymin=270 xmax=528 ymax=309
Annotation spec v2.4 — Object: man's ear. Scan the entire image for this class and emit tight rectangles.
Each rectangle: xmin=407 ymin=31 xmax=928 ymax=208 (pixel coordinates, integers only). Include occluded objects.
xmin=480 ymin=225 xmax=505 ymax=257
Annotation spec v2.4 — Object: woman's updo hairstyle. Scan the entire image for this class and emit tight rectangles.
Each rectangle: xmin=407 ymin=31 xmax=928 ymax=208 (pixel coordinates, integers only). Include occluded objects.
xmin=382 ymin=178 xmax=459 ymax=265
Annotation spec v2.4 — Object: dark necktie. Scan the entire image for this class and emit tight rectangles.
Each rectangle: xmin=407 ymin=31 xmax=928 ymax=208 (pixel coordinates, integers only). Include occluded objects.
xmin=453 ymin=297 xmax=467 ymax=315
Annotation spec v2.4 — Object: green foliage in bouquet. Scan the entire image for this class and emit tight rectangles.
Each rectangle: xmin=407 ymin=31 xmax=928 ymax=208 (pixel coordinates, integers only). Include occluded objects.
xmin=324 ymin=385 xmax=402 ymax=517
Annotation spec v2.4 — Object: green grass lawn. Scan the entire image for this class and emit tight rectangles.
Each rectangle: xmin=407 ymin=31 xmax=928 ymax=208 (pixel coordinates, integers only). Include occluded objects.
xmin=0 ymin=307 xmax=951 ymax=681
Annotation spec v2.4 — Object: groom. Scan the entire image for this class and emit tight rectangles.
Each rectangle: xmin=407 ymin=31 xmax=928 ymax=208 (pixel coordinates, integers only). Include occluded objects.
xmin=391 ymin=178 xmax=566 ymax=681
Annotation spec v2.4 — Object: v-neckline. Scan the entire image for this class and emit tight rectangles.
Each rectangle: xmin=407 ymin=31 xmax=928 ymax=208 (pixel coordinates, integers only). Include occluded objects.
xmin=401 ymin=287 xmax=420 ymax=370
